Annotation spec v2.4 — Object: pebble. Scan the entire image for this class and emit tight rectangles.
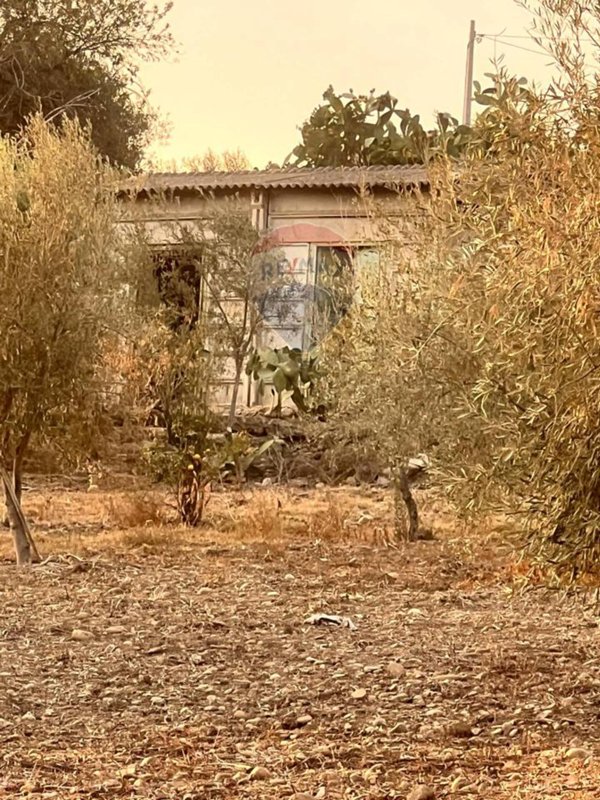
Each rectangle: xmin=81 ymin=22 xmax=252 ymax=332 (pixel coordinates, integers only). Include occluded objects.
xmin=296 ymin=714 xmax=313 ymax=726
xmin=351 ymin=688 xmax=367 ymax=700
xmin=250 ymin=766 xmax=271 ymax=780
xmin=105 ymin=625 xmax=126 ymax=635
xmin=565 ymin=747 xmax=592 ymax=760
xmin=447 ymin=721 xmax=474 ymax=738
xmin=71 ymin=628 xmax=93 ymax=641
xmin=150 ymin=696 xmax=165 ymax=706
xmin=387 ymin=662 xmax=405 ymax=677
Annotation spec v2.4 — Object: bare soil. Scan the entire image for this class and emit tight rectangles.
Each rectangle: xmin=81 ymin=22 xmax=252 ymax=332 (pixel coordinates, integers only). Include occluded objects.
xmin=0 ymin=483 xmax=598 ymax=799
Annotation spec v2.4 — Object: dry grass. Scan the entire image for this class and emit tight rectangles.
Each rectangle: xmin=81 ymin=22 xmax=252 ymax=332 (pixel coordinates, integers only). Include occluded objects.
xmin=228 ymin=490 xmax=285 ymax=541
xmin=104 ymin=489 xmax=171 ymax=528
xmin=15 ymin=482 xmax=508 ymax=560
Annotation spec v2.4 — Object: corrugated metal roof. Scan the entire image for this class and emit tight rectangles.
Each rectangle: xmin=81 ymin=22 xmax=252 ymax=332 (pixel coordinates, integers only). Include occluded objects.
xmin=123 ymin=165 xmax=428 ymax=194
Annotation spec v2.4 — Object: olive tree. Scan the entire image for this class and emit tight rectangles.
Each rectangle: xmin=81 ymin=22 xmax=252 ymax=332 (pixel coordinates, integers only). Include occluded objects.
xmin=0 ymin=116 xmax=128 ymax=564
xmin=175 ymin=202 xmax=285 ymax=427
xmin=319 ymin=226 xmax=462 ymax=541
xmin=329 ymin=0 xmax=600 ymax=574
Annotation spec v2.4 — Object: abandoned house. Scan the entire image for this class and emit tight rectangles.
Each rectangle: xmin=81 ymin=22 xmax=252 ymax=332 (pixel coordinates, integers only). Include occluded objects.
xmin=120 ymin=164 xmax=428 ymax=411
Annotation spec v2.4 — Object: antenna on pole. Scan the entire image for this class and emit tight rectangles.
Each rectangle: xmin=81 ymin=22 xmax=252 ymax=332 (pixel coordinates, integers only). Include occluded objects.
xmin=463 ymin=20 xmax=476 ymax=125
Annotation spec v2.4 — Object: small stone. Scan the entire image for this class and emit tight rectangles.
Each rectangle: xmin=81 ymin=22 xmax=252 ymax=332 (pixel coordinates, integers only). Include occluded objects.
xmin=315 ymin=482 xmax=325 ymax=489
xmin=447 ymin=721 xmax=473 ymax=738
xmin=351 ymin=688 xmax=367 ymax=700
xmin=150 ymin=695 xmax=165 ymax=706
xmin=233 ymin=710 xmax=246 ymax=720
xmin=565 ymin=747 xmax=592 ymax=760
xmin=71 ymin=628 xmax=93 ymax=641
xmin=21 ymin=711 xmax=36 ymax=721
xmin=261 ymin=477 xmax=273 ymax=486
xmin=250 ymin=766 xmax=271 ymax=780
xmin=407 ymin=785 xmax=435 ymax=800
xmin=281 ymin=712 xmax=312 ymax=730
xmin=344 ymin=475 xmax=358 ymax=487
xmin=387 ymin=662 xmax=405 ymax=677
xmin=293 ymin=794 xmax=315 ymax=800
xmin=363 ymin=664 xmax=379 ymax=673
xmin=105 ymin=625 xmax=126 ymax=635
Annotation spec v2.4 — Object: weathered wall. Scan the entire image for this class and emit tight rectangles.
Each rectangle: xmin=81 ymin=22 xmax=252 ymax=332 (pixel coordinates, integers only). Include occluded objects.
xmin=118 ymin=185 xmax=423 ymax=412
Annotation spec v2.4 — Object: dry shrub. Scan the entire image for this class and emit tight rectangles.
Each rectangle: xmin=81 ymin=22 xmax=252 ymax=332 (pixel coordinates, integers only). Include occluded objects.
xmin=308 ymin=496 xmax=352 ymax=541
xmin=226 ymin=491 xmax=284 ymax=541
xmin=307 ymin=495 xmax=394 ymax=546
xmin=105 ymin=491 xmax=169 ymax=528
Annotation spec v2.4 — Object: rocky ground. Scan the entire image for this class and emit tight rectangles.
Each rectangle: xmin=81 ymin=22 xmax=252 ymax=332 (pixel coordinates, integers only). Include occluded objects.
xmin=0 ymin=483 xmax=598 ymax=799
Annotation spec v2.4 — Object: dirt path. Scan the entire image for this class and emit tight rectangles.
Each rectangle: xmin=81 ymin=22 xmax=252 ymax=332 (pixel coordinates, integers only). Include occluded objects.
xmin=0 ymin=486 xmax=598 ymax=798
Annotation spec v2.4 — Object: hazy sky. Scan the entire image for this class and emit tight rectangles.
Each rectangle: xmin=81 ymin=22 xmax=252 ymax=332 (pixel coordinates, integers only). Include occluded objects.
xmin=140 ymin=0 xmax=556 ymax=168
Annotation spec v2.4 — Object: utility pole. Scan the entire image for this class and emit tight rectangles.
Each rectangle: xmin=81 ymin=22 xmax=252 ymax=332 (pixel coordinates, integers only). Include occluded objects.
xmin=463 ymin=20 xmax=476 ymax=125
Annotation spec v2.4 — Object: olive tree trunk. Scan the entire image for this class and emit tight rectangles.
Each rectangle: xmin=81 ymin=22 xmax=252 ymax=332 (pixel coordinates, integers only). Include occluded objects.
xmin=393 ymin=467 xmax=420 ymax=542
xmin=227 ymin=356 xmax=244 ymax=429
xmin=0 ymin=464 xmax=40 ymax=565
xmin=2 ymin=434 xmax=27 ymax=527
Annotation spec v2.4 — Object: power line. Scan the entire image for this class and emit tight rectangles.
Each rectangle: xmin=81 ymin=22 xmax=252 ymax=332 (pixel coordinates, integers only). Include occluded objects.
xmin=483 ymin=36 xmax=553 ymax=58
xmin=479 ymin=32 xmax=595 ymax=44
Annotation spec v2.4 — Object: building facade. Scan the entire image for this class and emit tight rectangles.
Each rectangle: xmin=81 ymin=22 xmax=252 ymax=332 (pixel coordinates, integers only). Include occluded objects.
xmin=120 ymin=165 xmax=427 ymax=411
